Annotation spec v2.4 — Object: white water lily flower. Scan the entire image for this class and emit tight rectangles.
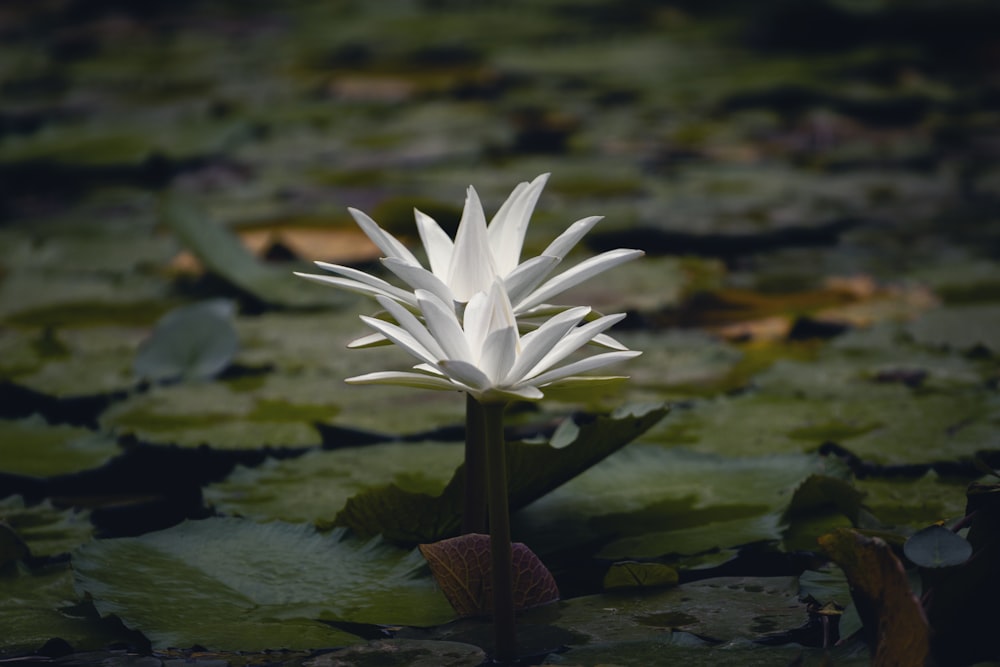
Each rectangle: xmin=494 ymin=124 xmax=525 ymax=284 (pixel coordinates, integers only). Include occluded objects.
xmin=295 ymin=174 xmax=643 ymax=336
xmin=347 ymin=281 xmax=641 ymax=404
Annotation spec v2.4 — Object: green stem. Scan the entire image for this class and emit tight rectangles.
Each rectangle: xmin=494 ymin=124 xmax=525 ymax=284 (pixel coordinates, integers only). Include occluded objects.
xmin=462 ymin=394 xmax=487 ymax=534
xmin=482 ymin=400 xmax=517 ymax=662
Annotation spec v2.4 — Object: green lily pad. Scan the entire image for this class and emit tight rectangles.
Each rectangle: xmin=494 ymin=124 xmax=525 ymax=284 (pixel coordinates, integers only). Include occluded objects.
xmin=72 ymin=518 xmax=454 ymax=651
xmin=523 ymin=576 xmax=807 ymax=644
xmin=205 ymin=442 xmax=464 ymax=523
xmin=515 ymin=447 xmax=829 ymax=561
xmin=855 ymin=471 xmax=977 ymax=530
xmin=334 ymin=403 xmax=669 ymax=543
xmin=0 ymin=497 xmax=92 ymax=558
xmin=0 ymin=416 xmax=119 ymax=477
xmin=907 ymin=304 xmax=1000 ymax=353
xmin=0 ymin=563 xmax=139 ymax=657
xmin=99 ymin=382 xmax=328 ymax=448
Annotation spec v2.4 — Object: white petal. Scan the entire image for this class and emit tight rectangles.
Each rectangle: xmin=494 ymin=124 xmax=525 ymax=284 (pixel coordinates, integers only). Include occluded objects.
xmin=347 ymin=332 xmax=390 ymax=349
xmin=525 ymin=313 xmax=629 ymax=379
xmin=593 ymin=332 xmax=629 ymax=351
xmin=447 ymin=187 xmax=498 ymax=301
xmin=346 ymin=370 xmax=461 ymax=392
xmin=348 ymin=208 xmax=421 ymax=266
xmin=416 ymin=290 xmax=474 ymax=364
xmin=295 ymin=270 xmax=415 ymax=306
xmin=381 ymin=257 xmax=455 ymax=306
xmin=503 ymin=255 xmax=560 ymax=307
xmin=462 ymin=289 xmax=492 ymax=361
xmin=540 ymin=216 xmax=602 ymax=259
xmin=517 ymin=248 xmax=644 ymax=312
xmin=479 ymin=324 xmax=518 ymax=385
xmin=413 ymin=209 xmax=454 ymax=280
xmin=438 ymin=359 xmax=492 ymax=392
xmin=310 ymin=261 xmax=418 ymax=302
xmin=487 ymin=173 xmax=549 ymax=276
xmin=359 ymin=315 xmax=439 ymax=368
xmin=374 ymin=295 xmax=448 ymax=361
xmin=504 ymin=306 xmax=590 ymax=383
xmin=527 ymin=350 xmax=642 ymax=387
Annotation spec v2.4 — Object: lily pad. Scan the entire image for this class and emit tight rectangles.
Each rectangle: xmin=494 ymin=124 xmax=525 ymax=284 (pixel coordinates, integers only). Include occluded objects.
xmin=0 ymin=563 xmax=139 ymax=657
xmin=332 ymin=403 xmax=668 ymax=543
xmin=515 ymin=447 xmax=830 ymax=561
xmin=205 ymin=442 xmax=464 ymax=523
xmin=0 ymin=416 xmax=119 ymax=477
xmin=0 ymin=497 xmax=92 ymax=558
xmin=72 ymin=518 xmax=454 ymax=650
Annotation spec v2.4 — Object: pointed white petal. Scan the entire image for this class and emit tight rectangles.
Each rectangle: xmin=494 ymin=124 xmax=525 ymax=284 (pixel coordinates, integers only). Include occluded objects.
xmin=503 ymin=255 xmax=560 ymax=307
xmin=437 ymin=359 xmax=492 ymax=392
xmin=525 ymin=313 xmax=629 ymax=379
xmin=527 ymin=350 xmax=642 ymax=387
xmin=309 ymin=262 xmax=419 ymax=304
xmin=347 ymin=331 xmax=391 ymax=348
xmin=593 ymin=332 xmax=629 ymax=351
xmin=517 ymin=248 xmax=645 ymax=312
xmin=358 ymin=315 xmax=439 ymax=367
xmin=487 ymin=173 xmax=549 ymax=275
xmin=345 ymin=370 xmax=461 ymax=392
xmin=540 ymin=216 xmax=602 ymax=259
xmin=505 ymin=306 xmax=590 ymax=383
xmin=462 ymin=289 xmax=491 ymax=362
xmin=480 ymin=384 xmax=545 ymax=403
xmin=295 ymin=270 xmax=415 ymax=306
xmin=374 ymin=295 xmax=448 ymax=361
xmin=447 ymin=187 xmax=498 ymax=301
xmin=415 ymin=290 xmax=474 ymax=364
xmin=480 ymin=325 xmax=518 ymax=385
xmin=381 ymin=257 xmax=455 ymax=306
xmin=348 ymin=208 xmax=421 ymax=266
xmin=413 ymin=209 xmax=454 ymax=280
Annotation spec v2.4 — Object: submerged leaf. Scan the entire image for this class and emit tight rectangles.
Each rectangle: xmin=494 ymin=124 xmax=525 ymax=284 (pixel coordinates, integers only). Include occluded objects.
xmin=418 ymin=534 xmax=559 ymax=617
xmin=133 ymin=300 xmax=239 ymax=382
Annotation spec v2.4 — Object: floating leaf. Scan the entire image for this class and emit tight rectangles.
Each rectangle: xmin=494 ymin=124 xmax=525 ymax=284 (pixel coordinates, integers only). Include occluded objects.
xmin=133 ymin=300 xmax=239 ymax=382
xmin=72 ymin=518 xmax=454 ymax=650
xmin=303 ymin=639 xmax=485 ymax=667
xmin=603 ymin=561 xmax=679 ymax=591
xmin=0 ymin=563 xmax=140 ymax=657
xmin=333 ymin=403 xmax=668 ymax=543
xmin=819 ymin=528 xmax=930 ymax=665
xmin=0 ymin=497 xmax=92 ymax=558
xmin=205 ymin=443 xmax=462 ymax=523
xmin=418 ymin=534 xmax=559 ymax=617
xmin=903 ymin=525 xmax=972 ymax=568
xmin=0 ymin=416 xmax=119 ymax=477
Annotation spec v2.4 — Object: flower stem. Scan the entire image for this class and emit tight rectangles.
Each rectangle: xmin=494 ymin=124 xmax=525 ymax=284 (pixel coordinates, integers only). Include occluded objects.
xmin=462 ymin=394 xmax=487 ymax=534
xmin=483 ymin=400 xmax=517 ymax=662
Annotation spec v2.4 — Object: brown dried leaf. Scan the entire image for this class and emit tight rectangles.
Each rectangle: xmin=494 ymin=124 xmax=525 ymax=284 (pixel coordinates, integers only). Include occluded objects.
xmin=818 ymin=528 xmax=930 ymax=667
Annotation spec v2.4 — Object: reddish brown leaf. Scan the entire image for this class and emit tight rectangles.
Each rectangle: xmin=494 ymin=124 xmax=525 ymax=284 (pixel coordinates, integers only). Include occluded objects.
xmin=419 ymin=534 xmax=559 ymax=618
xmin=818 ymin=528 xmax=930 ymax=667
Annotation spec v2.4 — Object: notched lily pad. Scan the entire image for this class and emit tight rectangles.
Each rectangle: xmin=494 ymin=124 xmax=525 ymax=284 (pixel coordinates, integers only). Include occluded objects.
xmin=333 ymin=403 xmax=668 ymax=543
xmin=72 ymin=518 xmax=454 ymax=651
xmin=0 ymin=497 xmax=92 ymax=558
